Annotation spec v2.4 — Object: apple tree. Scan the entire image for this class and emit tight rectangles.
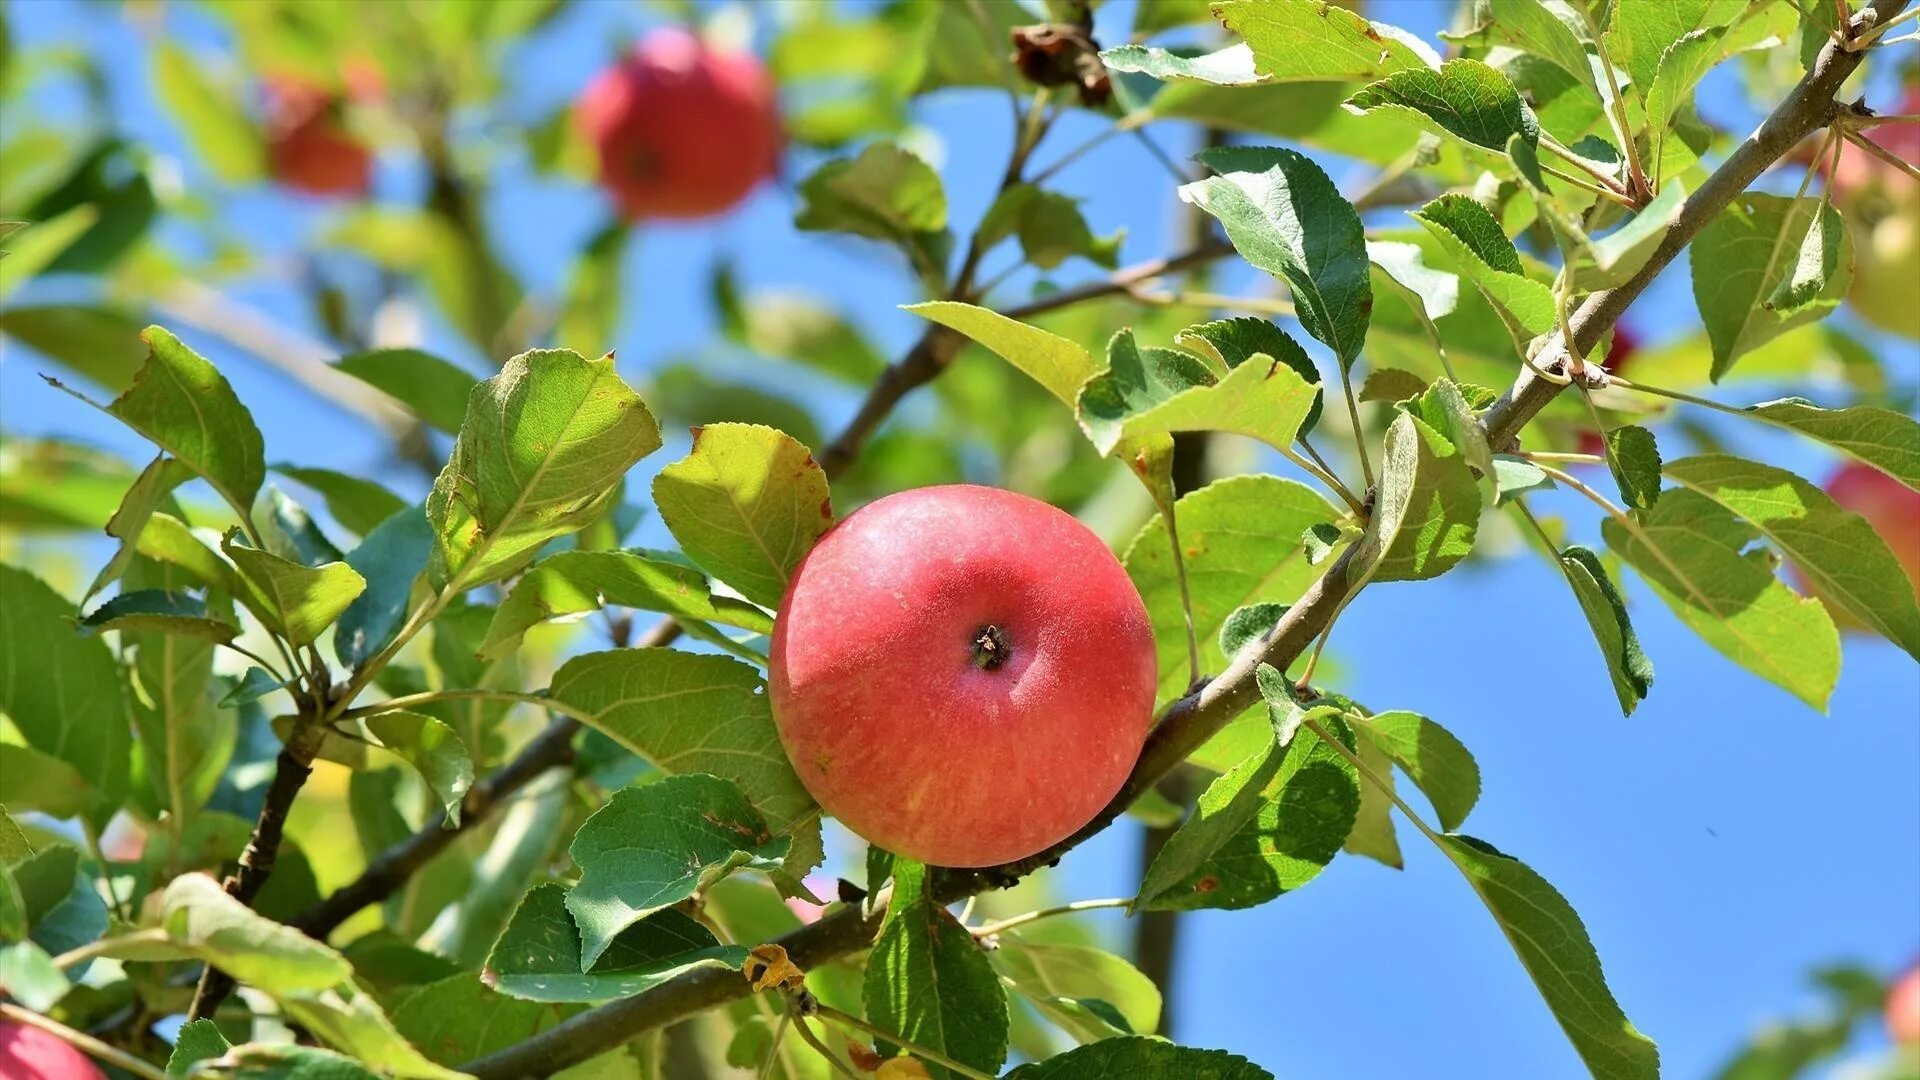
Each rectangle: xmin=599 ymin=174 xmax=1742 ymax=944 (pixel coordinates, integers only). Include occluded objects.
xmin=0 ymin=1 xmax=1917 ymax=1078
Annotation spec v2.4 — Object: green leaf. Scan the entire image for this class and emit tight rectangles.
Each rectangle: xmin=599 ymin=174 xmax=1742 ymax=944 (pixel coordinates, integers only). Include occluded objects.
xmin=184 ymin=1044 xmax=382 ymax=1079
xmin=993 ymin=939 xmax=1161 ymax=1045
xmin=905 ymin=302 xmax=1097 ymax=406
xmin=1180 ymin=146 xmax=1372 ymax=368
xmin=135 ymin=513 xmax=240 ymax=595
xmin=0 ymin=205 xmax=100 ymax=302
xmin=0 ymin=811 xmax=33 ymax=863
xmin=124 ymin=573 xmax=232 ymax=830
xmin=1403 ymin=378 xmax=1493 ymax=485
xmin=87 ymin=453 xmax=193 ymax=600
xmin=79 ymin=589 xmax=239 ymax=642
xmin=389 ymin=974 xmax=571 ymax=1066
xmin=1603 ymin=425 xmax=1662 ymax=511
xmin=1359 ymin=367 xmax=1432 ymax=405
xmin=977 ymin=185 xmax=1121 ymax=271
xmin=1121 ymin=476 xmax=1341 ymax=729
xmin=1692 ymin=195 xmax=1852 ymax=380
xmin=12 ymin=846 xmax=106 ymax=958
xmin=1212 ymin=0 xmax=1437 ymax=82
xmin=1555 ymin=545 xmax=1655 ymax=716
xmin=158 ymin=875 xmax=463 ymax=1079
xmin=1083 ymin=338 xmax=1320 ymax=455
xmin=1477 ymin=0 xmax=1600 ymax=96
xmin=566 ymin=773 xmax=787 ymax=970
xmin=1664 ymin=455 xmax=1920 ymax=658
xmin=1367 ymin=240 xmax=1460 ymax=362
xmin=0 ymin=305 xmax=147 ymax=393
xmin=159 ymin=872 xmax=351 ymax=992
xmin=167 ymin=1019 xmax=231 ymax=1076
xmin=1345 ymin=59 xmax=1539 ymax=157
xmin=220 ymin=667 xmax=287 ymax=707
xmin=151 ymin=42 xmax=263 ymax=183
xmin=334 ymin=507 xmax=433 ymax=670
xmin=1174 ymin=316 xmax=1325 ymax=431
xmin=1742 ymin=399 xmax=1920 ymax=490
xmin=1352 ymin=411 xmax=1481 ymax=583
xmin=0 ymin=745 xmax=91 ymax=819
xmin=1644 ymin=28 xmax=1727 ymax=176
xmin=482 ymin=549 xmax=771 ymax=660
xmin=1604 ymin=0 xmax=1746 ymax=98
xmin=333 ymin=349 xmax=479 ymax=435
xmin=0 ymin=941 xmax=67 ymax=1012
xmin=1413 ymin=195 xmax=1554 ymax=355
xmin=1076 ymin=329 xmax=1220 ymax=451
xmin=222 ymin=535 xmax=366 ymax=647
xmin=1439 ymin=835 xmax=1659 ymax=1080
xmin=1570 ymin=181 xmax=1688 ymax=290
xmin=1218 ymin=602 xmax=1289 ymax=662
xmin=486 ymin=882 xmax=745 ymax=1003
xmin=1100 ymin=43 xmax=1261 ymax=86
xmin=1354 ymin=711 xmax=1480 ymax=831
xmin=1342 ymin=735 xmax=1405 ymax=869
xmin=864 ymin=860 xmax=1009 ymax=1080
xmin=272 ymin=466 xmax=409 ymax=538
xmin=428 ymin=348 xmax=661 ymax=591
xmin=362 ymin=712 xmax=473 ymax=825
xmin=794 ymin=142 xmax=948 ymax=255
xmin=1010 ymin=1037 xmax=1272 ymax=1078
xmin=260 ymin=487 xmax=346 ymax=567
xmin=651 ymin=423 xmax=832 ymax=610
xmin=1602 ymin=490 xmax=1839 ymax=709
xmin=49 ymin=326 xmax=265 ymax=521
xmin=1136 ymin=712 xmax=1359 ymax=911
xmin=0 ymin=565 xmax=128 ymax=813
xmin=414 ymin=769 xmax=567 ymax=969
xmin=1766 ymin=198 xmax=1846 ymax=315
xmin=1494 ymin=455 xmax=1554 ymax=504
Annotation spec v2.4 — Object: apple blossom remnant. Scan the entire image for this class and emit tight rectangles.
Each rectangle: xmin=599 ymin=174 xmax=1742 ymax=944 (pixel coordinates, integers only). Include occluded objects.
xmin=769 ymin=484 xmax=1156 ymax=868
xmin=577 ymin=27 xmax=781 ymax=221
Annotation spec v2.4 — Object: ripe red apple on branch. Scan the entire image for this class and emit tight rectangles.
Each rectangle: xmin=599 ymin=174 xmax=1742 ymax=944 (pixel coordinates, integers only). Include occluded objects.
xmin=263 ymin=75 xmax=373 ymax=198
xmin=577 ymin=27 xmax=781 ymax=221
xmin=769 ymin=485 xmax=1157 ymax=868
xmin=0 ymin=1019 xmax=104 ymax=1080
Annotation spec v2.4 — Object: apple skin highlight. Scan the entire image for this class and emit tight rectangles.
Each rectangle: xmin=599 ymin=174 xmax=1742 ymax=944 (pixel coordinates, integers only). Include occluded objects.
xmin=769 ymin=484 xmax=1158 ymax=868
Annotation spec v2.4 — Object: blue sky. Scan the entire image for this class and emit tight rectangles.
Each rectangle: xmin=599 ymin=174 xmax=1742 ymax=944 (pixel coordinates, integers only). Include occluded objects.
xmin=3 ymin=1 xmax=1917 ymax=1077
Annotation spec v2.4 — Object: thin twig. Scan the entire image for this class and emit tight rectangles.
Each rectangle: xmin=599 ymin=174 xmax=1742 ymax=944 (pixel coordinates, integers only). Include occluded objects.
xmin=971 ymin=897 xmax=1133 ymax=937
xmin=1842 ymin=126 xmax=1920 ymax=181
xmin=788 ymin=1014 xmax=860 ymax=1080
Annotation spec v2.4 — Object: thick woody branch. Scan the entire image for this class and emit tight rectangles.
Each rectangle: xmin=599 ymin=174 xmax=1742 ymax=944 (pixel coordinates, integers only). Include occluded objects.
xmin=460 ymin=8 xmax=1898 ymax=1074
xmin=292 ymin=240 xmax=1238 ymax=941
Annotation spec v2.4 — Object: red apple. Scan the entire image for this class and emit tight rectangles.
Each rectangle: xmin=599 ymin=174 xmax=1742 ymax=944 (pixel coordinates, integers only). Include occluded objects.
xmin=769 ymin=485 xmax=1156 ymax=868
xmin=576 ymin=28 xmax=780 ymax=221
xmin=264 ymin=76 xmax=372 ymax=198
xmin=1891 ymin=963 xmax=1920 ymax=1044
xmin=0 ymin=1019 xmax=104 ymax=1080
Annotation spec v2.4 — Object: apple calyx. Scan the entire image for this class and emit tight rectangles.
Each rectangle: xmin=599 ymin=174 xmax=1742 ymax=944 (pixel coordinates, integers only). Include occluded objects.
xmin=971 ymin=625 xmax=1012 ymax=671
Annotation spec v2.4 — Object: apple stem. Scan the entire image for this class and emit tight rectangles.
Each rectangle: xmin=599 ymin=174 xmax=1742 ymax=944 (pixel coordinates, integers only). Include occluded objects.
xmin=970 ymin=625 xmax=1011 ymax=670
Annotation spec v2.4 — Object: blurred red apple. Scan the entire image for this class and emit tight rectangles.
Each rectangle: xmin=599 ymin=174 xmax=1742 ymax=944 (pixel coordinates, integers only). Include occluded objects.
xmin=264 ymin=76 xmax=372 ymax=198
xmin=0 ymin=1019 xmax=104 ymax=1080
xmin=769 ymin=485 xmax=1156 ymax=868
xmin=1891 ymin=963 xmax=1920 ymax=1044
xmin=576 ymin=28 xmax=780 ymax=221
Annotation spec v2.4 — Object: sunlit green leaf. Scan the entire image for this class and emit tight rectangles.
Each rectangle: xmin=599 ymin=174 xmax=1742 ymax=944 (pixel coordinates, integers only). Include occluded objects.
xmin=0 ymin=565 xmax=128 ymax=814
xmin=333 ymin=349 xmax=479 ymax=435
xmin=1603 ymin=490 xmax=1839 ymax=709
xmin=428 ymin=348 xmax=660 ymax=591
xmin=1354 ymin=711 xmax=1480 ymax=832
xmin=1213 ymin=0 xmax=1437 ymax=82
xmin=865 ymin=860 xmax=1008 ymax=1080
xmin=487 ymin=882 xmax=745 ymax=1003
xmin=1353 ymin=410 xmax=1481 ymax=582
xmin=1554 ymin=545 xmax=1655 ymax=716
xmin=1691 ymin=195 xmax=1852 ymax=380
xmin=222 ymin=534 xmax=366 ymax=647
xmin=652 ymin=423 xmax=831 ymax=610
xmin=482 ymin=549 xmax=771 ymax=660
xmin=993 ymin=939 xmax=1161 ymax=1045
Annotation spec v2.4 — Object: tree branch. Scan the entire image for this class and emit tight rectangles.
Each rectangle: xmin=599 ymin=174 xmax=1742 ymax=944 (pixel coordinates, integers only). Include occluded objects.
xmin=458 ymin=8 xmax=1899 ymax=1073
